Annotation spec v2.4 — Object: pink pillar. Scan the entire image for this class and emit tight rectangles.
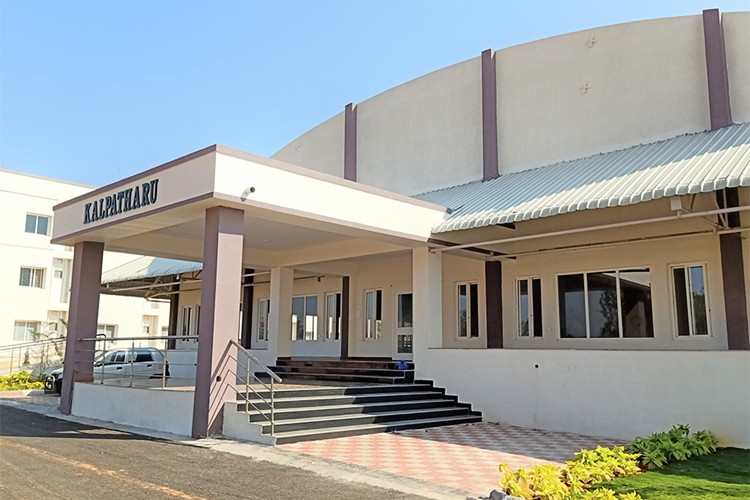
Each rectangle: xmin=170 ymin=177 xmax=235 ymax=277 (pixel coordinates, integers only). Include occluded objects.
xmin=192 ymin=206 xmax=244 ymax=437
xmin=60 ymin=241 xmax=104 ymax=415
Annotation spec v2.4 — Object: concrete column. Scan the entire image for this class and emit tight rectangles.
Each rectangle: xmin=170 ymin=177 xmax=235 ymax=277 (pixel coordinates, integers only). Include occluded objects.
xmin=340 ymin=276 xmax=351 ymax=358
xmin=481 ymin=48 xmax=499 ymax=181
xmin=268 ymin=267 xmax=294 ymax=359
xmin=412 ymin=247 xmax=443 ymax=377
xmin=344 ymin=103 xmax=357 ymax=181
xmin=192 ymin=206 xmax=244 ymax=438
xmin=60 ymin=241 xmax=104 ymax=415
xmin=485 ymin=261 xmax=504 ymax=348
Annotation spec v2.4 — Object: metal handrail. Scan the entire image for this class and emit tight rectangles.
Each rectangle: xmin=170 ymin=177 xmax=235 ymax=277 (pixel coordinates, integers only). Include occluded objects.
xmin=228 ymin=339 xmax=282 ymax=435
xmin=0 ymin=337 xmax=66 ymax=353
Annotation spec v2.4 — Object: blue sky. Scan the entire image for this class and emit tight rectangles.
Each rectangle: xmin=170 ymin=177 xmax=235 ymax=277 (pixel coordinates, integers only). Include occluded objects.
xmin=1 ymin=1 xmax=747 ymax=186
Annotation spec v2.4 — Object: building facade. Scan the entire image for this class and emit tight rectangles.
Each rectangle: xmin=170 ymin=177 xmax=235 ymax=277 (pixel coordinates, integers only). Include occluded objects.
xmin=51 ymin=10 xmax=750 ymax=446
xmin=0 ymin=170 xmax=171 ymax=354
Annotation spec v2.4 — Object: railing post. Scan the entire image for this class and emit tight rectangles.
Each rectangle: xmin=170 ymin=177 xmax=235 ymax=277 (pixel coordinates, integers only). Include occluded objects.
xmin=129 ymin=339 xmax=134 ymax=387
xmin=162 ymin=349 xmax=167 ymax=390
xmin=270 ymin=378 xmax=275 ymax=435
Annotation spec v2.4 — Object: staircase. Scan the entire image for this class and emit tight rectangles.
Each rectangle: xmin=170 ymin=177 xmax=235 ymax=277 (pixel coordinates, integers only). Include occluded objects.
xmin=228 ymin=358 xmax=481 ymax=445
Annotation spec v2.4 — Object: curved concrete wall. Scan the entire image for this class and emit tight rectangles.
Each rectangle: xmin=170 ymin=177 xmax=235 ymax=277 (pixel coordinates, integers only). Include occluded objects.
xmin=272 ymin=13 xmax=749 ymax=195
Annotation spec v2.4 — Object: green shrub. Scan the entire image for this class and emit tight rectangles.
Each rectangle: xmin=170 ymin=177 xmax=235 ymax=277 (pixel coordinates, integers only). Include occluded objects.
xmin=498 ymin=446 xmax=641 ymax=500
xmin=627 ymin=425 xmax=718 ymax=470
xmin=0 ymin=370 xmax=45 ymax=391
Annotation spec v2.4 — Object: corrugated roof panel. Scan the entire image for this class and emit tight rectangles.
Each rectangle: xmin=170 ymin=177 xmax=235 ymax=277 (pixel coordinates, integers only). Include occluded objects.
xmin=101 ymin=256 xmax=202 ymax=284
xmin=416 ymin=123 xmax=750 ymax=233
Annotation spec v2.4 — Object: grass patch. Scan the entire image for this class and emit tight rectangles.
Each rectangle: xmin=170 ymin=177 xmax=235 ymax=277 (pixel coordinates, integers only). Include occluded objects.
xmin=595 ymin=448 xmax=750 ymax=499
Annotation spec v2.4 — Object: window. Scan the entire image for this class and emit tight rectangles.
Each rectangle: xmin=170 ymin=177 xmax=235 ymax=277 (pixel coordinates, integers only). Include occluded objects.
xmin=194 ymin=305 xmax=201 ymax=336
xmin=364 ymin=290 xmax=382 ymax=340
xmin=558 ymin=269 xmax=653 ymax=339
xmin=672 ymin=264 xmax=710 ymax=336
xmin=97 ymin=324 xmax=116 ymax=338
xmin=397 ymin=293 xmax=413 ymax=354
xmin=25 ymin=214 xmax=49 ymax=235
xmin=325 ymin=293 xmax=341 ymax=340
xmin=134 ymin=350 xmax=154 ymax=363
xmin=13 ymin=321 xmax=39 ymax=342
xmin=517 ymin=278 xmax=543 ymax=337
xmin=19 ymin=267 xmax=45 ymax=288
xmin=181 ymin=307 xmax=192 ymax=338
xmin=292 ymin=295 xmax=318 ymax=341
xmin=457 ymin=282 xmax=479 ymax=338
xmin=257 ymin=299 xmax=270 ymax=341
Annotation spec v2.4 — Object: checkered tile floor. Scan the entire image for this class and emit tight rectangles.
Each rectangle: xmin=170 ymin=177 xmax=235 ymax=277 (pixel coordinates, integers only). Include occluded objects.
xmin=279 ymin=422 xmax=625 ymax=496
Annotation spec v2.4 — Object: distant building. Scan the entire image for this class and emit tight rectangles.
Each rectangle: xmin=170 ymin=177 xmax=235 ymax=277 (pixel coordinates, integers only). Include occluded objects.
xmin=0 ymin=169 xmax=171 ymax=350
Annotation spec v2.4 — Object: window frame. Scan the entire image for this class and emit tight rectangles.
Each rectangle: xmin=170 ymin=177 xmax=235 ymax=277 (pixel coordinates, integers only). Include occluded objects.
xmin=96 ymin=324 xmax=117 ymax=338
xmin=257 ymin=298 xmax=270 ymax=342
xmin=291 ymin=294 xmax=319 ymax=341
xmin=456 ymin=281 xmax=479 ymax=339
xmin=25 ymin=213 xmax=50 ymax=235
xmin=670 ymin=262 xmax=711 ymax=338
xmin=516 ymin=277 xmax=543 ymax=338
xmin=363 ymin=289 xmax=383 ymax=340
xmin=324 ymin=292 xmax=341 ymax=341
xmin=556 ymin=268 xmax=654 ymax=340
xmin=13 ymin=321 xmax=40 ymax=342
xmin=19 ymin=267 xmax=45 ymax=288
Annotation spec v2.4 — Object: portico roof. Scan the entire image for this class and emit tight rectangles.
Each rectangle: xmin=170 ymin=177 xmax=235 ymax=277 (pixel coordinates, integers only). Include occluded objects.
xmin=52 ymin=145 xmax=449 ymax=268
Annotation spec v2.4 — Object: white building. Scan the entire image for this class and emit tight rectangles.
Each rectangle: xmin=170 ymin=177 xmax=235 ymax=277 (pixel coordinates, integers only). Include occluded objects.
xmin=50 ymin=10 xmax=750 ymax=446
xmin=0 ymin=169 xmax=171 ymax=352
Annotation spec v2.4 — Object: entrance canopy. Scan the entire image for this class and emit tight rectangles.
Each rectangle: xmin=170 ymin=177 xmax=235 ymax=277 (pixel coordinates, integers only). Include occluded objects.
xmin=52 ymin=145 xmax=448 ymax=268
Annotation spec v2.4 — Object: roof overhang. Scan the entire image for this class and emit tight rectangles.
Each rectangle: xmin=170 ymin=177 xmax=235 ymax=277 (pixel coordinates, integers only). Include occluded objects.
xmin=52 ymin=145 xmax=448 ymax=268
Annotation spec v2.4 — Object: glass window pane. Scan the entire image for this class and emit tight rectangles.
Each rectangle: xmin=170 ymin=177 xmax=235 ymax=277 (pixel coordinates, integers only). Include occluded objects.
xmin=559 ymin=274 xmax=586 ymax=338
xmin=458 ymin=284 xmax=467 ymax=337
xmin=19 ymin=268 xmax=31 ymax=286
xmin=532 ymin=278 xmax=543 ymax=337
xmin=292 ymin=297 xmax=304 ymax=340
xmin=25 ymin=215 xmax=36 ymax=233
xmin=257 ymin=299 xmax=269 ymax=341
xmin=673 ymin=268 xmax=690 ymax=336
xmin=518 ymin=280 xmax=529 ymax=337
xmin=689 ymin=266 xmax=709 ymax=335
xmin=37 ymin=216 xmax=49 ymax=235
xmin=398 ymin=293 xmax=413 ymax=328
xmin=620 ymin=270 xmax=654 ymax=338
xmin=587 ymin=272 xmax=619 ymax=338
xmin=305 ymin=296 xmax=318 ymax=340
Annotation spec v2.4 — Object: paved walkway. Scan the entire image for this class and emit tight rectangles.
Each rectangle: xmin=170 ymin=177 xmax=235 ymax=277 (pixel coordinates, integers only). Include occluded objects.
xmin=0 ymin=390 xmax=625 ymax=498
xmin=280 ymin=422 xmax=626 ymax=495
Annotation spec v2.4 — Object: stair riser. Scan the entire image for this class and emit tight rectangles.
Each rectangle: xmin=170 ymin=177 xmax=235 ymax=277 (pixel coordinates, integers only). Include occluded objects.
xmin=261 ymin=408 xmax=472 ymax=433
xmin=271 ymin=366 xmax=415 ymax=377
xmin=276 ymin=360 xmax=414 ymax=370
xmin=240 ymin=384 xmax=436 ymax=400
xmin=273 ymin=416 xmax=483 ymax=444
xmin=240 ymin=392 xmax=450 ymax=410
xmin=245 ymin=400 xmax=462 ymax=422
xmin=256 ymin=372 xmax=407 ymax=384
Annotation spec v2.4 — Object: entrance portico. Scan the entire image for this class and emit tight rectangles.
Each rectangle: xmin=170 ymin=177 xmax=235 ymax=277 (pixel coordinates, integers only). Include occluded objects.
xmin=51 ymin=145 xmax=448 ymax=437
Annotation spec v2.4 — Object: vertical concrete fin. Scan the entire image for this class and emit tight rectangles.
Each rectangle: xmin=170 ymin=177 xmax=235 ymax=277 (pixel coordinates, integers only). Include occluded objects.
xmin=344 ymin=103 xmax=358 ymax=181
xmin=340 ymin=276 xmax=351 ymax=359
xmin=481 ymin=49 xmax=499 ymax=181
xmin=703 ymin=9 xmax=732 ymax=130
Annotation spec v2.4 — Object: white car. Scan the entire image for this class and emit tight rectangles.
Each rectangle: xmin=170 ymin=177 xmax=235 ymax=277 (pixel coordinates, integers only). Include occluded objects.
xmin=46 ymin=347 xmax=169 ymax=393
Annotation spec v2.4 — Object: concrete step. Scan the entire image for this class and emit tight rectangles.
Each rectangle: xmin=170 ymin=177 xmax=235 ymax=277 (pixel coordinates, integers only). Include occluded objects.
xmin=244 ymin=398 xmax=466 ymax=422
xmin=239 ymin=390 xmax=451 ymax=410
xmin=239 ymin=382 xmax=436 ymax=400
xmin=276 ymin=358 xmax=414 ymax=370
xmin=257 ymin=371 xmax=408 ymax=384
xmin=261 ymin=407 xmax=475 ymax=434
xmin=273 ymin=414 xmax=483 ymax=444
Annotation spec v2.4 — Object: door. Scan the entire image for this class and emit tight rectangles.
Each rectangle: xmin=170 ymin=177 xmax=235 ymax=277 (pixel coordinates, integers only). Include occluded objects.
xmin=395 ymin=292 xmax=413 ymax=359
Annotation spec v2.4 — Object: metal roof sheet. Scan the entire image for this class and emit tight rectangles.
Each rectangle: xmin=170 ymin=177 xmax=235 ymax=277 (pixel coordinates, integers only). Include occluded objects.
xmin=416 ymin=123 xmax=750 ymax=234
xmin=101 ymin=256 xmax=202 ymax=284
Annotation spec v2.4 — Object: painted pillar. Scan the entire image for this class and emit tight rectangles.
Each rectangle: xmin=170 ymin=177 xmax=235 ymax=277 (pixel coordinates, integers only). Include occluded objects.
xmin=702 ymin=9 xmax=748 ymax=349
xmin=485 ymin=261 xmax=503 ymax=348
xmin=344 ymin=103 xmax=357 ymax=181
xmin=167 ymin=282 xmax=179 ymax=350
xmin=192 ymin=206 xmax=244 ymax=438
xmin=60 ymin=241 xmax=104 ymax=415
xmin=412 ymin=247 xmax=442 ymax=377
xmin=268 ymin=267 xmax=294 ymax=358
xmin=481 ymin=48 xmax=499 ymax=181
xmin=340 ymin=276 xmax=351 ymax=358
